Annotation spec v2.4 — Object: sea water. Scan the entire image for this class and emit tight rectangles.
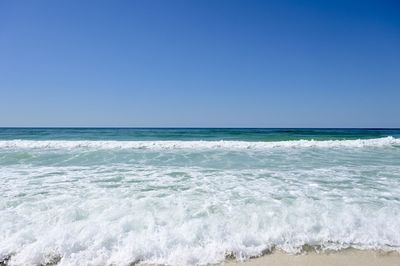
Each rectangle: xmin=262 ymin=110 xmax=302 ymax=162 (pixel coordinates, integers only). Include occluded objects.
xmin=1 ymin=128 xmax=400 ymax=265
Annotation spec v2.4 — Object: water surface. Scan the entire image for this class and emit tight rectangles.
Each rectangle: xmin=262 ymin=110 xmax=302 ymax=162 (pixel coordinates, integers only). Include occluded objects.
xmin=1 ymin=128 xmax=400 ymax=265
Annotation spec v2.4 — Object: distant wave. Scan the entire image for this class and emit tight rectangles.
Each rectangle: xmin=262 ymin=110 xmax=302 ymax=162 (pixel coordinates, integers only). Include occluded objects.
xmin=0 ymin=136 xmax=399 ymax=150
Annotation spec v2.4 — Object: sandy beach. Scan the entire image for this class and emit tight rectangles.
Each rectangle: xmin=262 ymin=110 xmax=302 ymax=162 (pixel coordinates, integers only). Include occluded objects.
xmin=223 ymin=249 xmax=400 ymax=266
xmin=136 ymin=249 xmax=400 ymax=266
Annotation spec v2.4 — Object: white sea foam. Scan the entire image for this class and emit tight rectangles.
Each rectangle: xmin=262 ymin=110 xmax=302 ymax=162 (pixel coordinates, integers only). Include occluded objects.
xmin=0 ymin=136 xmax=399 ymax=150
xmin=1 ymin=137 xmax=400 ymax=265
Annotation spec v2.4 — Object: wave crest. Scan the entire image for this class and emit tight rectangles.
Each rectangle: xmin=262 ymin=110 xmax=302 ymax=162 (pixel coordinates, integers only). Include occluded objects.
xmin=0 ymin=137 xmax=399 ymax=150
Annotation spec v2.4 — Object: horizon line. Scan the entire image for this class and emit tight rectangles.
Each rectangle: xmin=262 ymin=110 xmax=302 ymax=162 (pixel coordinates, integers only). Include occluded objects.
xmin=1 ymin=127 xmax=400 ymax=130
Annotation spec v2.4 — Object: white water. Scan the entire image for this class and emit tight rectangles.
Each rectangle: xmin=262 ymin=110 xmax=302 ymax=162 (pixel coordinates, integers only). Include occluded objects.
xmin=0 ymin=136 xmax=399 ymax=150
xmin=1 ymin=138 xmax=400 ymax=265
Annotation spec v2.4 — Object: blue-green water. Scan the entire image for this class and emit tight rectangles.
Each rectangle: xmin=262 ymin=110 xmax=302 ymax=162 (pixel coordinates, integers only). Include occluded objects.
xmin=0 ymin=127 xmax=400 ymax=141
xmin=1 ymin=128 xmax=400 ymax=265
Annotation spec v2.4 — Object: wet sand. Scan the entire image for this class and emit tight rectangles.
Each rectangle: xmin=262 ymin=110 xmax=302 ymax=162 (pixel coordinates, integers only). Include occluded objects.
xmin=223 ymin=249 xmax=400 ymax=266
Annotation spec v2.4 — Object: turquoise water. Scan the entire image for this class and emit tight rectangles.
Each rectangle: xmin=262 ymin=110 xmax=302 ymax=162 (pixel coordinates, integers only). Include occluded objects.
xmin=1 ymin=128 xmax=400 ymax=265
xmin=1 ymin=128 xmax=399 ymax=141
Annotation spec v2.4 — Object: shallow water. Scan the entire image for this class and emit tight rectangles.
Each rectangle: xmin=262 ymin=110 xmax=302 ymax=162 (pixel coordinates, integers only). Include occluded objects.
xmin=1 ymin=128 xmax=400 ymax=265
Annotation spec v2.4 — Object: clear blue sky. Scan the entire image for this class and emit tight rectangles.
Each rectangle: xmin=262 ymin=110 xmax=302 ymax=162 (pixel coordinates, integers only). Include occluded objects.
xmin=0 ymin=0 xmax=399 ymax=127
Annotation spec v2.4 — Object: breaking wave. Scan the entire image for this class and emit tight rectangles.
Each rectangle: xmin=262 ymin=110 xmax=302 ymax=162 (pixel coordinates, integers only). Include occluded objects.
xmin=0 ymin=136 xmax=399 ymax=150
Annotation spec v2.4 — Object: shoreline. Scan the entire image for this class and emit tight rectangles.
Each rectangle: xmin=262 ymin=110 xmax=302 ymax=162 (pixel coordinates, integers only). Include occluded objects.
xmin=2 ymin=248 xmax=399 ymax=265
xmin=137 ymin=249 xmax=400 ymax=266
xmin=222 ymin=249 xmax=400 ymax=266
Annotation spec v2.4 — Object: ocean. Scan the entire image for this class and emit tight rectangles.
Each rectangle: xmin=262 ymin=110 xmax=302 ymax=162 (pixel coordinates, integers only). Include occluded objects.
xmin=1 ymin=128 xmax=400 ymax=265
